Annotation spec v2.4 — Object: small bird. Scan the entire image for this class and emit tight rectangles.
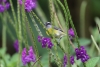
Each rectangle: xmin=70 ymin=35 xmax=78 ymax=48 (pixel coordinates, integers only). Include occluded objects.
xmin=45 ymin=22 xmax=66 ymax=40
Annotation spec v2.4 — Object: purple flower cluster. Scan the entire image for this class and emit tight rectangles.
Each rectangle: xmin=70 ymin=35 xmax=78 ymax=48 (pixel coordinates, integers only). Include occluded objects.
xmin=22 ymin=46 xmax=36 ymax=65
xmin=19 ymin=0 xmax=37 ymax=12
xmin=13 ymin=40 xmax=19 ymax=52
xmin=0 ymin=0 xmax=10 ymax=12
xmin=70 ymin=56 xmax=74 ymax=65
xmin=68 ymin=28 xmax=75 ymax=40
xmin=63 ymin=54 xmax=75 ymax=67
xmin=38 ymin=36 xmax=53 ymax=49
xmin=75 ymin=46 xmax=89 ymax=62
xmin=63 ymin=54 xmax=67 ymax=67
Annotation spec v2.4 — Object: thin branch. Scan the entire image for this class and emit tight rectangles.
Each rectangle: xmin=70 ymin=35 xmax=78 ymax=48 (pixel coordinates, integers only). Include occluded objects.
xmin=70 ymin=40 xmax=76 ymax=49
xmin=96 ymin=22 xmax=100 ymax=34
xmin=31 ymin=56 xmax=41 ymax=67
xmin=91 ymin=35 xmax=100 ymax=55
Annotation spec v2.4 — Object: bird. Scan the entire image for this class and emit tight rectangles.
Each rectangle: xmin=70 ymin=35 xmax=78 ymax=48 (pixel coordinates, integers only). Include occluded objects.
xmin=45 ymin=22 xmax=66 ymax=40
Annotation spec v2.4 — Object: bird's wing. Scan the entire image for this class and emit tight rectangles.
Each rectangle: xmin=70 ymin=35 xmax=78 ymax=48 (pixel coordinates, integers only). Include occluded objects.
xmin=53 ymin=27 xmax=63 ymax=32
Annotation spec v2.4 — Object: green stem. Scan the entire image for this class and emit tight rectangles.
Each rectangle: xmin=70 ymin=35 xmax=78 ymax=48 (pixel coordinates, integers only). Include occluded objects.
xmin=0 ymin=14 xmax=7 ymax=65
xmin=17 ymin=0 xmax=22 ymax=66
xmin=80 ymin=1 xmax=87 ymax=37
xmin=2 ymin=21 xmax=6 ymax=49
xmin=64 ymin=0 xmax=80 ymax=48
xmin=51 ymin=51 xmax=61 ymax=67
xmin=64 ymin=0 xmax=69 ymax=28
xmin=83 ymin=63 xmax=86 ymax=67
xmin=31 ymin=56 xmax=41 ymax=67
xmin=35 ymin=3 xmax=47 ymax=22
xmin=48 ymin=1 xmax=62 ymax=66
xmin=6 ymin=25 xmax=15 ymax=40
xmin=95 ymin=17 xmax=100 ymax=34
xmin=49 ymin=0 xmax=54 ymax=25
xmin=9 ymin=0 xmax=18 ymax=37
xmin=21 ymin=0 xmax=29 ymax=50
xmin=56 ymin=0 xmax=71 ymax=67
xmin=9 ymin=0 xmax=17 ymax=23
xmin=31 ymin=11 xmax=45 ymax=29
xmin=54 ymin=0 xmax=67 ymax=32
xmin=91 ymin=35 xmax=100 ymax=55
xmin=6 ymin=12 xmax=15 ymax=28
xmin=29 ymin=13 xmax=43 ymax=36
xmin=49 ymin=50 xmax=51 ymax=67
xmin=2 ymin=12 xmax=7 ymax=49
xmin=54 ymin=42 xmax=62 ymax=67
xmin=26 ymin=16 xmax=43 ymax=67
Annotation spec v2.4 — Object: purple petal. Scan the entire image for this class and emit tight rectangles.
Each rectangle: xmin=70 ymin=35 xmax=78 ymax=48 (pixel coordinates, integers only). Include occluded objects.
xmin=0 ymin=5 xmax=5 ymax=12
xmin=22 ymin=48 xmax=27 ymax=65
xmin=13 ymin=40 xmax=19 ymax=52
xmin=5 ymin=2 xmax=10 ymax=9
xmin=28 ymin=46 xmax=36 ymax=62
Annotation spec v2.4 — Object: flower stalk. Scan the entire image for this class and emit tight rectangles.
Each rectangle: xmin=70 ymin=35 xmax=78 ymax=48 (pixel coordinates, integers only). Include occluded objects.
xmin=17 ymin=0 xmax=22 ymax=66
xmin=21 ymin=0 xmax=29 ymax=50
xmin=26 ymin=16 xmax=43 ymax=67
xmin=2 ymin=13 xmax=7 ymax=49
xmin=56 ymin=0 xmax=71 ymax=67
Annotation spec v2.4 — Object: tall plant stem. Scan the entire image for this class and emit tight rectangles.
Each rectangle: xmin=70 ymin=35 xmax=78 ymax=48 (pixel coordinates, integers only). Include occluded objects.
xmin=91 ymin=35 xmax=100 ymax=55
xmin=31 ymin=11 xmax=45 ymax=29
xmin=64 ymin=0 xmax=80 ymax=47
xmin=49 ymin=50 xmax=51 ymax=67
xmin=52 ymin=1 xmax=65 ymax=32
xmin=80 ymin=1 xmax=87 ymax=37
xmin=49 ymin=0 xmax=54 ymax=25
xmin=56 ymin=0 xmax=71 ymax=67
xmin=17 ymin=0 xmax=22 ymax=67
xmin=9 ymin=0 xmax=18 ymax=37
xmin=29 ymin=13 xmax=43 ymax=36
xmin=21 ymin=0 xmax=29 ymax=50
xmin=9 ymin=0 xmax=17 ymax=23
xmin=26 ymin=16 xmax=43 ymax=67
xmin=2 ymin=15 xmax=7 ymax=49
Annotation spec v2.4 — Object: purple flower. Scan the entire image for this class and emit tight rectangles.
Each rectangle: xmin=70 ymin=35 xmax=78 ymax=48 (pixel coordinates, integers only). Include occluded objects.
xmin=0 ymin=0 xmax=10 ymax=12
xmin=70 ymin=56 xmax=74 ymax=65
xmin=19 ymin=0 xmax=37 ymax=12
xmin=68 ymin=28 xmax=74 ymax=40
xmin=0 ymin=0 xmax=6 ymax=3
xmin=27 ymin=46 xmax=36 ymax=62
xmin=41 ymin=37 xmax=49 ymax=48
xmin=5 ymin=2 xmax=10 ymax=9
xmin=22 ymin=48 xmax=27 ymax=65
xmin=63 ymin=54 xmax=67 ymax=67
xmin=38 ymin=36 xmax=54 ymax=49
xmin=0 ymin=5 xmax=4 ymax=12
xmin=38 ymin=35 xmax=42 ymax=42
xmin=13 ymin=40 xmax=19 ymax=52
xmin=63 ymin=54 xmax=75 ymax=66
xmin=22 ymin=46 xmax=36 ymax=66
xmin=47 ymin=40 xmax=53 ymax=49
xmin=75 ymin=46 xmax=89 ymax=62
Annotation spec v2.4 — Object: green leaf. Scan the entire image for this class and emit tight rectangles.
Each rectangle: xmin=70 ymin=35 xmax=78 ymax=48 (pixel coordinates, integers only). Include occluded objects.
xmin=74 ymin=38 xmax=91 ymax=46
xmin=10 ymin=53 xmax=18 ymax=62
xmin=7 ymin=53 xmax=19 ymax=67
xmin=79 ymin=38 xmax=91 ymax=46
xmin=4 ymin=54 xmax=10 ymax=64
xmin=0 ymin=48 xmax=6 ymax=55
xmin=86 ymin=57 xmax=99 ymax=67
xmin=41 ymin=53 xmax=49 ymax=67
